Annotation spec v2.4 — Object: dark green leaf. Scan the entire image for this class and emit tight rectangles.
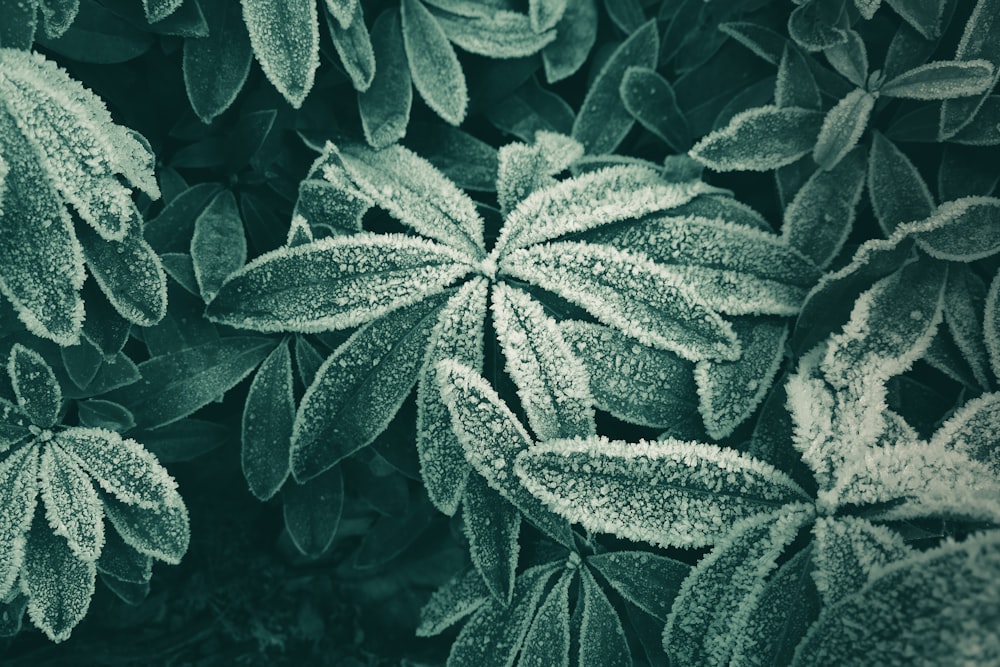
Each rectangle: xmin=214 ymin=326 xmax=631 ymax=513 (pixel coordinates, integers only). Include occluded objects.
xmin=358 ymin=8 xmax=412 ymax=148
xmin=867 ymin=132 xmax=935 ymax=235
xmin=881 ymin=60 xmax=995 ymax=100
xmin=690 ymin=106 xmax=825 ymax=172
xmin=242 ymin=339 xmax=294 ymax=501
xmin=776 ymin=45 xmax=822 ymax=110
xmin=191 ymin=190 xmax=247 ymax=302
xmin=939 ymin=0 xmax=1000 ymax=138
xmin=22 ymin=518 xmax=96 ymax=642
xmin=7 ymin=343 xmax=61 ymax=428
xmin=326 ymin=0 xmax=375 ymax=92
xmin=401 ymin=0 xmax=467 ymax=125
xmin=282 ymin=466 xmax=343 ymax=557
xmin=578 ymin=567 xmax=631 ymax=667
xmin=542 ymin=0 xmax=597 ymax=83
xmin=76 ymin=399 xmax=135 ymax=432
xmin=620 ymin=66 xmax=691 ymax=152
xmin=462 ymin=475 xmax=520 ymax=603
xmin=587 ymin=551 xmax=689 ymax=621
xmin=0 ymin=0 xmax=38 ymax=49
xmin=813 ymin=88 xmax=874 ymax=171
xmin=241 ymin=0 xmax=319 ymax=107
xmin=39 ymin=0 xmax=153 ymax=63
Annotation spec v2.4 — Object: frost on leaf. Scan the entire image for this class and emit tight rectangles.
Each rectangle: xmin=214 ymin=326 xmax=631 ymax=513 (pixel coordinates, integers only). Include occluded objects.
xmin=880 ymin=59 xmax=995 ymax=100
xmin=515 ymin=437 xmax=810 ymax=549
xmin=586 ymin=550 xmax=689 ymax=621
xmin=191 ymin=190 xmax=247 ymax=303
xmin=96 ymin=529 xmax=152 ymax=585
xmin=427 ymin=4 xmax=557 ymax=59
xmin=943 ymin=264 xmax=992 ymax=389
xmin=0 ymin=446 xmax=39 ymax=599
xmin=931 ymin=391 xmax=1000 ymax=474
xmin=291 ymin=294 xmax=448 ymax=482
xmin=206 ymin=234 xmax=471 ymax=333
xmin=103 ymin=495 xmax=190 ymax=565
xmin=792 ymin=531 xmax=1000 ymax=667
xmin=518 ymin=568 xmax=572 ymax=667
xmin=913 ymin=196 xmax=1000 ymax=261
xmin=282 ymin=466 xmax=343 ymax=557
xmin=241 ymin=339 xmax=294 ymax=501
xmin=143 ymin=0 xmax=183 ymax=23
xmin=417 ymin=566 xmax=490 ymax=637
xmin=401 ymin=0 xmax=467 ymax=126
xmin=38 ymin=444 xmax=103 ymax=561
xmin=435 ymin=359 xmax=574 ymax=547
xmin=939 ymin=0 xmax=1000 ymax=138
xmin=989 ymin=269 xmax=1000 ymax=381
xmin=663 ymin=505 xmax=814 ymax=667
xmin=495 ymin=134 xmax=584 ymax=217
xmin=689 ymin=106 xmax=825 ymax=172
xmin=8 ymin=343 xmax=61 ymax=428
xmin=867 ymin=132 xmax=936 ymax=235
xmin=491 ymin=283 xmax=595 ymax=441
xmin=577 ymin=567 xmax=630 ymax=667
xmin=417 ymin=278 xmax=487 ymax=515
xmin=240 ymin=0 xmax=319 ymax=108
xmin=462 ymin=476 xmax=520 ymax=604
xmin=810 ymin=516 xmax=911 ymax=607
xmin=813 ymin=88 xmax=875 ymax=171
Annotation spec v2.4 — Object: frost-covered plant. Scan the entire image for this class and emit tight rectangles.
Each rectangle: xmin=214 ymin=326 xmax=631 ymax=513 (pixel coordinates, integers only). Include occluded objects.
xmin=0 ymin=49 xmax=166 ymax=346
xmin=0 ymin=343 xmax=189 ymax=642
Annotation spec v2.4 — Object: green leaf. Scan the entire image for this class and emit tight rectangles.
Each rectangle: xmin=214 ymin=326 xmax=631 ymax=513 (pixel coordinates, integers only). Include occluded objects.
xmin=103 ymin=494 xmax=189 ymax=565
xmin=810 ymin=516 xmax=911 ymax=607
xmin=541 ymin=0 xmax=597 ymax=83
xmin=206 ymin=234 xmax=470 ymax=333
xmin=787 ymin=0 xmax=847 ymax=52
xmin=620 ymin=66 xmax=692 ymax=152
xmin=183 ymin=1 xmax=253 ymax=123
xmin=428 ymin=5 xmax=556 ymax=58
xmin=885 ymin=0 xmax=945 ymax=39
xmin=190 ymin=190 xmax=246 ymax=302
xmin=60 ymin=338 xmax=102 ymax=390
xmin=571 ymin=20 xmax=658 ymax=155
xmin=943 ymin=264 xmax=992 ymax=388
xmin=487 ymin=76 xmax=575 ymax=142
xmin=519 ymin=568 xmax=572 ymax=667
xmin=950 ymin=96 xmax=1000 ymax=145
xmin=401 ymin=0 xmax=467 ymax=126
xmin=939 ymin=0 xmax=1000 ymax=138
xmin=813 ymin=88 xmax=875 ymax=171
xmin=823 ymin=30 xmax=868 ymax=88
xmin=136 ymin=418 xmax=230 ymax=463
xmin=0 ymin=0 xmax=38 ymax=50
xmin=405 ymin=123 xmax=500 ymax=193
xmin=988 ymin=269 xmax=1000 ymax=381
xmin=96 ymin=528 xmax=152 ymax=585
xmin=719 ymin=22 xmax=786 ymax=65
xmin=143 ymin=0 xmax=181 ymax=23
xmin=913 ymin=197 xmax=1000 ymax=261
xmin=76 ymin=399 xmax=134 ymax=432
xmin=358 ymin=9 xmax=412 ymax=148
xmin=462 ymin=476 xmax=520 ymax=604
xmin=242 ymin=339 xmax=293 ymax=501
xmin=8 ymin=343 xmax=61 ymax=428
xmin=38 ymin=0 xmax=77 ymax=39
xmin=282 ymin=466 xmax=343 ymax=557
xmin=578 ymin=566 xmax=630 ymax=667
xmin=881 ymin=59 xmax=994 ymax=100
xmin=530 ymin=0 xmax=566 ymax=33
xmin=39 ymin=0 xmax=153 ymax=64
xmin=867 ymin=132 xmax=935 ymax=235
xmin=690 ymin=106 xmax=825 ymax=172
xmin=516 ymin=437 xmax=811 ymax=548
xmin=22 ymin=518 xmax=96 ymax=643
xmin=417 ymin=567 xmax=490 ymax=637
xmin=930 ymin=391 xmax=1000 ymax=474
xmin=39 ymin=444 xmax=103 ymax=561
xmin=144 ymin=183 xmax=222 ymax=254
xmin=587 ymin=551 xmax=689 ymax=621
xmin=326 ymin=1 xmax=374 ymax=92
xmin=290 ymin=294 xmax=447 ymax=481
xmin=775 ymin=45 xmax=822 ymax=110
xmin=324 ymin=0 xmax=356 ymax=28
xmin=241 ymin=0 xmax=319 ymax=108
xmin=0 ymin=446 xmax=39 ymax=599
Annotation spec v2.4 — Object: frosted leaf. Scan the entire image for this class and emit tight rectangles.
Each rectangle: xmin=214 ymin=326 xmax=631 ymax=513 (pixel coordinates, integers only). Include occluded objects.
xmin=518 ymin=568 xmax=572 ymax=667
xmin=21 ymin=518 xmax=96 ymax=643
xmin=541 ymin=0 xmax=597 ymax=83
xmin=0 ymin=446 xmax=39 ymax=600
xmin=435 ymin=359 xmax=574 ymax=547
xmin=495 ymin=134 xmax=584 ymax=217
xmin=989 ymin=269 xmax=1000 ymax=381
xmin=358 ymin=8 xmax=412 ymax=149
xmin=324 ymin=0 xmax=356 ymax=28
xmin=500 ymin=242 xmax=740 ymax=362
xmin=491 ymin=284 xmax=594 ymax=441
xmin=813 ymin=89 xmax=875 ymax=171
xmin=295 ymin=152 xmax=370 ymax=232
xmin=205 ymin=234 xmax=471 ymax=333
xmin=55 ymin=427 xmax=183 ymax=510
xmin=620 ymin=66 xmax=692 ymax=154
xmin=515 ymin=436 xmax=811 ymax=549
xmin=791 ymin=531 xmax=1000 ymax=667
xmin=530 ymin=0 xmax=566 ymax=33
xmin=810 ymin=516 xmax=911 ymax=607
xmin=823 ymin=30 xmax=868 ymax=88
xmin=285 ymin=215 xmax=313 ymax=248
xmin=183 ymin=1 xmax=254 ymax=124
xmin=944 ymin=264 xmax=992 ymax=389
xmin=326 ymin=1 xmax=375 ymax=92
xmin=496 ymin=164 xmax=708 ymax=255
xmin=37 ymin=0 xmax=78 ymax=40
xmin=775 ymin=44 xmax=822 ymax=110
xmin=8 ymin=343 xmax=61 ymax=428
xmin=445 ymin=563 xmax=559 ymax=667
xmin=695 ymin=319 xmax=788 ymax=440
xmin=939 ymin=0 xmax=1000 ymax=138
xmin=143 ymin=0 xmax=183 ymax=23
xmin=241 ymin=339 xmax=294 ymax=501
xmin=417 ymin=567 xmax=490 ymax=637
xmin=96 ymin=529 xmax=152 ymax=585
xmin=882 ymin=59 xmax=994 ymax=100
xmin=428 ymin=6 xmax=557 ymax=58
xmin=932 ymin=392 xmax=1000 ymax=474
xmin=191 ymin=190 xmax=247 ymax=303
xmin=291 ymin=294 xmax=448 ymax=481
xmin=103 ymin=494 xmax=190 ymax=565
xmin=867 ymin=132 xmax=935 ymax=235
xmin=39 ymin=444 xmax=103 ymax=561
xmin=321 ymin=142 xmax=484 ymax=256
xmin=689 ymin=106 xmax=825 ymax=172
xmin=417 ymin=278 xmax=487 ymax=514
xmin=718 ymin=21 xmax=784 ymax=65
xmin=577 ymin=567 xmax=630 ymax=667
xmin=0 ymin=422 xmax=30 ymax=455
xmin=663 ymin=505 xmax=814 ymax=667
xmin=586 ymin=550 xmax=689 ymax=621
xmin=462 ymin=477 xmax=520 ymax=604
xmin=401 ymin=0 xmax=467 ymax=126
xmin=561 ymin=321 xmax=699 ymax=432
xmin=782 ymin=146 xmax=866 ymax=268
xmin=913 ymin=196 xmax=1000 ymax=261
xmin=282 ymin=466 xmax=343 ymax=557
xmin=240 ymin=0 xmax=319 ymax=108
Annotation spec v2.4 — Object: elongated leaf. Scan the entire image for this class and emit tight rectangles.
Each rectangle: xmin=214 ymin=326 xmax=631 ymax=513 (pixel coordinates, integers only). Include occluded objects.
xmin=516 ymin=437 xmax=810 ymax=548
xmin=867 ymin=132 xmax=935 ymax=235
xmin=943 ymin=264 xmax=992 ymax=388
xmin=242 ymin=339 xmax=293 ymax=501
xmin=519 ymin=568 xmax=572 ymax=667
xmin=60 ymin=338 xmax=102 ymax=390
xmin=182 ymin=1 xmax=252 ymax=123
xmin=241 ymin=0 xmax=318 ymax=108
xmin=39 ymin=444 xmax=103 ymax=561
xmin=690 ymin=106 xmax=825 ymax=172
xmin=326 ymin=1 xmax=374 ymax=92
xmin=720 ymin=21 xmax=785 ymax=65
xmin=913 ymin=196 xmax=1000 ymax=261
xmin=96 ymin=528 xmax=153 ymax=585
xmin=542 ymin=0 xmax=597 ymax=83
xmin=358 ymin=8 xmax=412 ymax=148
xmin=823 ymin=30 xmax=868 ymax=88
xmin=0 ymin=446 xmax=39 ymax=599
xmin=143 ymin=182 xmax=222 ymax=254
xmin=401 ymin=0 xmax=466 ymax=125
xmin=206 ymin=234 xmax=470 ymax=333
xmin=787 ymin=0 xmax=847 ymax=51
xmin=463 ymin=476 xmax=520 ymax=604
xmin=8 ymin=343 xmax=61 ymax=428
xmin=775 ymin=45 xmax=821 ymax=110
xmin=587 ymin=551 xmax=689 ymax=621
xmin=143 ymin=0 xmax=181 ymax=22
xmin=22 ymin=518 xmax=96 ymax=643
xmin=417 ymin=567 xmax=490 ymax=637
xmin=813 ymin=89 xmax=875 ymax=171
xmin=578 ymin=566 xmax=630 ymax=667
xmin=988 ymin=269 xmax=1000 ymax=381
xmin=500 ymin=242 xmax=740 ymax=361
xmin=191 ymin=190 xmax=246 ymax=302
xmin=429 ymin=5 xmax=556 ymax=58
xmin=103 ymin=494 xmax=189 ymax=565
xmin=291 ymin=294 xmax=447 ymax=481
xmin=530 ymin=0 xmax=565 ymax=33
xmin=810 ymin=516 xmax=911 ymax=607
xmin=282 ymin=466 xmax=343 ymax=557
xmin=620 ymin=66 xmax=691 ymax=152
xmin=939 ymin=0 xmax=1000 ymax=138
xmin=435 ymin=359 xmax=574 ymax=547
xmin=931 ymin=392 xmax=1000 ymax=473
xmin=572 ymin=20 xmax=658 ymax=155
xmin=881 ymin=59 xmax=994 ymax=100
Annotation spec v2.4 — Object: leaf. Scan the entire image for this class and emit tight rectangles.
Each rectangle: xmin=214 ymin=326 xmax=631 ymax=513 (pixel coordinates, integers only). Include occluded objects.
xmin=571 ymin=20 xmax=658 ymax=155
xmin=76 ymin=399 xmax=134 ymax=432
xmin=290 ymin=294 xmax=447 ymax=481
xmin=462 ymin=477 xmax=520 ymax=604
xmin=60 ymin=338 xmax=102 ymax=390
xmin=515 ymin=437 xmax=811 ymax=549
xmin=21 ymin=518 xmax=96 ymax=643
xmin=951 ymin=96 xmax=1000 ymax=145
xmin=282 ymin=466 xmax=343 ymax=557
xmin=39 ymin=444 xmax=103 ymax=561
xmin=401 ymin=0 xmax=466 ymax=125
xmin=695 ymin=319 xmax=788 ymax=440
xmin=663 ymin=506 xmax=814 ymax=667
xmin=206 ymin=234 xmax=471 ymax=333
xmin=620 ymin=66 xmax=692 ymax=152
xmin=775 ymin=45 xmax=822 ymax=110
xmin=792 ymin=531 xmax=1000 ymax=666
xmin=530 ymin=0 xmax=565 ymax=33
xmin=38 ymin=0 xmax=153 ymax=64
xmin=96 ymin=528 xmax=152 ymax=585
xmin=989 ymin=269 xmax=1000 ymax=381
xmin=240 ymin=0 xmax=319 ymax=108
xmin=358 ymin=9 xmax=412 ymax=148
xmin=867 ymin=132 xmax=935 ymax=235
xmin=8 ymin=343 xmax=61 ymax=428
xmin=782 ymin=146 xmax=867 ymax=267
xmin=519 ymin=568 xmax=572 ymax=667
xmin=487 ymin=76 xmax=575 ymax=142
xmin=787 ymin=0 xmax=847 ymax=52
xmin=0 ymin=0 xmax=38 ymax=50
xmin=143 ymin=0 xmax=181 ymax=23
xmin=939 ymin=0 xmax=1000 ymax=138
xmin=190 ymin=190 xmax=247 ymax=302
xmin=417 ymin=278 xmax=487 ymax=514
xmin=881 ymin=59 xmax=994 ymax=100
xmin=435 ymin=359 xmax=574 ymax=547
xmin=930 ymin=392 xmax=1000 ymax=474
xmin=0 ymin=446 xmax=39 ymax=599
xmin=885 ymin=0 xmax=946 ymax=39
xmin=326 ymin=1 xmax=374 ymax=92
xmin=183 ymin=1 xmax=253 ymax=123
xmin=913 ymin=197 xmax=1000 ymax=261
xmin=111 ymin=337 xmax=274 ymax=429
xmin=355 ymin=500 xmax=435 ymax=568
xmin=586 ymin=551 xmax=689 ymax=621
xmin=541 ymin=0 xmax=597 ymax=83
xmin=943 ymin=263 xmax=992 ymax=388
xmin=578 ymin=566 xmax=630 ymax=667
xmin=418 ymin=567 xmax=489 ymax=637
xmin=823 ymin=30 xmax=868 ymax=88
xmin=500 ymin=242 xmax=740 ymax=362
xmin=813 ymin=88 xmax=875 ymax=171
xmin=405 ymin=123 xmax=500 ymax=193
xmin=810 ymin=516 xmax=911 ymax=607
xmin=428 ymin=5 xmax=556 ymax=58
xmin=241 ymin=338 xmax=293 ymax=501
xmin=690 ymin=106 xmax=825 ymax=172
xmin=103 ymin=494 xmax=189 ymax=565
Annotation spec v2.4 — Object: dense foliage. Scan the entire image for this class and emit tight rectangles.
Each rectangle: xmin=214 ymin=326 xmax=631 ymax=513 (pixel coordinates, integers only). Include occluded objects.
xmin=0 ymin=0 xmax=998 ymax=664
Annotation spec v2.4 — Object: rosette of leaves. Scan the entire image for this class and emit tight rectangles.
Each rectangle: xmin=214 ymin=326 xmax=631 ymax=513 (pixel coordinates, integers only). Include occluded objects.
xmin=514 ymin=255 xmax=1000 ymax=665
xmin=0 ymin=48 xmax=167 ymax=347
xmin=0 ymin=343 xmax=190 ymax=643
